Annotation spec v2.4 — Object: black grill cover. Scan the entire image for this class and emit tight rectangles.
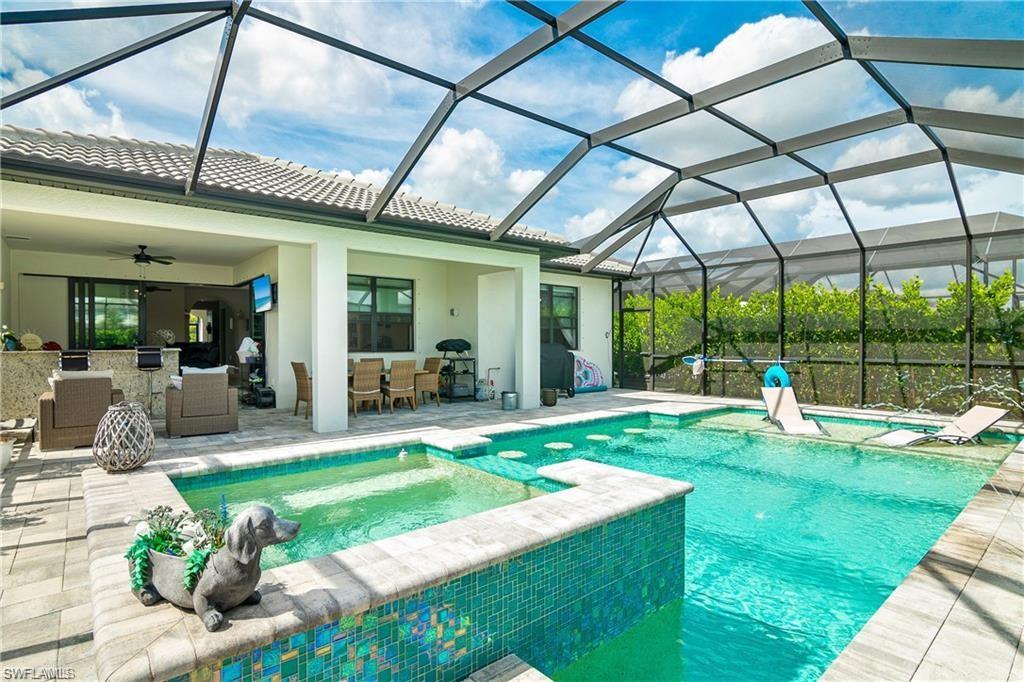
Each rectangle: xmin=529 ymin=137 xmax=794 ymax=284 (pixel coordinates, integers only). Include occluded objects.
xmin=540 ymin=343 xmax=574 ymax=391
xmin=435 ymin=338 xmax=472 ymax=353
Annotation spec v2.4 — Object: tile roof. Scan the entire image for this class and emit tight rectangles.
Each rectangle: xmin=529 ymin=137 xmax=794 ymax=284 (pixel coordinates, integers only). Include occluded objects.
xmin=0 ymin=125 xmax=571 ymax=248
xmin=547 ymin=253 xmax=633 ymax=275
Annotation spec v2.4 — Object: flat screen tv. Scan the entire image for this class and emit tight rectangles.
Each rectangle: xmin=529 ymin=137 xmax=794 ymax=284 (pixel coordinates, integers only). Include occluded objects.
xmin=253 ymin=274 xmax=273 ymax=313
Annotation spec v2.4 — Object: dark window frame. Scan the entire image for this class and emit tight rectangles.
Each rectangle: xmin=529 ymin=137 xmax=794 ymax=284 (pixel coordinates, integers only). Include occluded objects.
xmin=348 ymin=274 xmax=415 ymax=353
xmin=68 ymin=277 xmax=144 ymax=349
xmin=540 ymin=283 xmax=579 ymax=350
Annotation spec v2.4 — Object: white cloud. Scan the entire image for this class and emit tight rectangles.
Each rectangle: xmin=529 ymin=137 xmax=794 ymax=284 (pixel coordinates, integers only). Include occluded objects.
xmin=1 ymin=52 xmax=132 ymax=137
xmin=834 ymin=127 xmax=932 ymax=169
xmin=507 ymin=168 xmax=547 ymax=196
xmin=942 ymin=86 xmax=1024 ymax=116
xmin=399 ymin=127 xmax=549 ymax=216
xmin=564 ymin=208 xmax=613 ymax=242
xmin=335 ymin=167 xmax=395 ymax=188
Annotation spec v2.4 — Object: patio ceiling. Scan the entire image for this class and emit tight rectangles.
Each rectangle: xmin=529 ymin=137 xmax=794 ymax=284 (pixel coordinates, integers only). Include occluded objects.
xmin=1 ymin=0 xmax=1021 ymax=278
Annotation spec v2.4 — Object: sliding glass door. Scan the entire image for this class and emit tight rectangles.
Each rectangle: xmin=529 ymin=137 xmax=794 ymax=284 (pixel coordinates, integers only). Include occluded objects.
xmin=69 ymin=279 xmax=142 ymax=349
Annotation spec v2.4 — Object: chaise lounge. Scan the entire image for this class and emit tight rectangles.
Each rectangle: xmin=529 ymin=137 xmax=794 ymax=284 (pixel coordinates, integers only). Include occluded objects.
xmin=870 ymin=405 xmax=1009 ymax=447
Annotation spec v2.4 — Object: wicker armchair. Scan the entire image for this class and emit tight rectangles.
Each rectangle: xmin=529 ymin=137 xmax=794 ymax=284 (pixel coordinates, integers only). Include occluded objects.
xmin=38 ymin=378 xmax=124 ymax=451
xmin=291 ymin=361 xmax=313 ymax=419
xmin=165 ymin=374 xmax=238 ymax=437
xmin=349 ymin=361 xmax=382 ymax=417
xmin=384 ymin=360 xmax=418 ymax=413
xmin=415 ymin=357 xmax=443 ymax=407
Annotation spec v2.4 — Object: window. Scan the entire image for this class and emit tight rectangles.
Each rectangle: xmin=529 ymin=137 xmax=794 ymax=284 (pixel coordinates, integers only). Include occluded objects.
xmin=541 ymin=284 xmax=578 ymax=349
xmin=348 ymin=275 xmax=414 ymax=352
xmin=70 ymin=279 xmax=141 ymax=349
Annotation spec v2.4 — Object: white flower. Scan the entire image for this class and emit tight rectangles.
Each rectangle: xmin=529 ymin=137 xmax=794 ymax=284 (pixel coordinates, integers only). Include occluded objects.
xmin=134 ymin=521 xmax=151 ymax=537
xmin=182 ymin=540 xmax=195 ymax=555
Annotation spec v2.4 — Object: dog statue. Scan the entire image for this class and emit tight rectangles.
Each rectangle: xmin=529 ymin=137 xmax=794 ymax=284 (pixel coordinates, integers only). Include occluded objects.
xmin=133 ymin=505 xmax=300 ymax=631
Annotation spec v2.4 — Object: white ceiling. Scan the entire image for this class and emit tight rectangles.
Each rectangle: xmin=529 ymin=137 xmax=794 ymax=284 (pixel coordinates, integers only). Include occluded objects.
xmin=2 ymin=210 xmax=282 ymax=266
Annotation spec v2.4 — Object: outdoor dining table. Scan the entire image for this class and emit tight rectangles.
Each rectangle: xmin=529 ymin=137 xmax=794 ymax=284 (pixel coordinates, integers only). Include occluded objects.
xmin=346 ymin=369 xmax=430 ymax=378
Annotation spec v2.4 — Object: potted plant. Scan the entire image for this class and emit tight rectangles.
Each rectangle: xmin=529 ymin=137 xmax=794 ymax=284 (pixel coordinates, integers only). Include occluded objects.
xmin=124 ymin=504 xmax=228 ymax=605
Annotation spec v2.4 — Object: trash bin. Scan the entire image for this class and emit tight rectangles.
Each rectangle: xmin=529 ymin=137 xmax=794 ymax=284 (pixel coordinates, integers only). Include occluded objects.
xmin=501 ymin=391 xmax=518 ymax=411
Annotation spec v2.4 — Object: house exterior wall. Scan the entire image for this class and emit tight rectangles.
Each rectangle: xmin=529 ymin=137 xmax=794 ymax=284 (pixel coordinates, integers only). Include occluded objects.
xmin=1 ymin=180 xmax=548 ymax=429
xmin=541 ymin=271 xmax=614 ymax=388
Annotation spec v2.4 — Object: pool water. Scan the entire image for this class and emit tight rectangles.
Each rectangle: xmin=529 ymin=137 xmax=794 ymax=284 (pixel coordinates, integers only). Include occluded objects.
xmin=176 ymin=452 xmax=544 ymax=569
xmin=463 ymin=412 xmax=1006 ymax=681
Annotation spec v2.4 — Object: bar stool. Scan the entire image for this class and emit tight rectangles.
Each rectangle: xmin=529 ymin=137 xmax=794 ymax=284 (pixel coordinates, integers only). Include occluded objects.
xmin=135 ymin=346 xmax=163 ymax=415
xmin=60 ymin=349 xmax=90 ymax=372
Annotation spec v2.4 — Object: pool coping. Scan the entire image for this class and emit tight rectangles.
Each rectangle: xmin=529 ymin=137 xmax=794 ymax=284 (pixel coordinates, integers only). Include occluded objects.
xmin=823 ymin=439 xmax=1024 ymax=681
xmin=81 ymin=399 xmax=1023 ymax=680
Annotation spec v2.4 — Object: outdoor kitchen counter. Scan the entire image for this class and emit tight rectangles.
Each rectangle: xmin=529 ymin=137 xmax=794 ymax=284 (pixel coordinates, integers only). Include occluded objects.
xmin=0 ymin=349 xmax=180 ymax=420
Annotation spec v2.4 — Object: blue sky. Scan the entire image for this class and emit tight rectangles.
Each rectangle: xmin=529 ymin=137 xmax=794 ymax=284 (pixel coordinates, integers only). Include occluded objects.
xmin=2 ymin=0 xmax=1022 ymax=259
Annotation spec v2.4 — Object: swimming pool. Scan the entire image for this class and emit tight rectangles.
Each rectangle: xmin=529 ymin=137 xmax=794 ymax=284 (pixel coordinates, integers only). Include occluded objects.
xmin=457 ymin=410 xmax=1012 ymax=681
xmin=176 ymin=449 xmax=544 ymax=569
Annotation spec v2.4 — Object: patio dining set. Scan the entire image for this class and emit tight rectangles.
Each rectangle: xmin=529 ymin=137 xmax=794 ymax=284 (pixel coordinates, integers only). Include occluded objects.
xmin=292 ymin=357 xmax=444 ymax=419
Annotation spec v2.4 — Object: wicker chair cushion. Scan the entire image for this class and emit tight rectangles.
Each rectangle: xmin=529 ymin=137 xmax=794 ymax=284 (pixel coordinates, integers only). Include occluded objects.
xmin=181 ymin=374 xmax=229 ymax=417
xmin=53 ymin=378 xmax=113 ymax=428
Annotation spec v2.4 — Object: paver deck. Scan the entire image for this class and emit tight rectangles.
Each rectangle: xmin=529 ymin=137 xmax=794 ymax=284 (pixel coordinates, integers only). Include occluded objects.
xmin=2 ymin=389 xmax=1021 ymax=680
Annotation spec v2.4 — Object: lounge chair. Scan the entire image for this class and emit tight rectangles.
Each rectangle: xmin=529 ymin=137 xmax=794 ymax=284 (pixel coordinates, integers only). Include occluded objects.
xmin=870 ymin=405 xmax=1009 ymax=447
xmin=165 ymin=374 xmax=238 ymax=437
xmin=291 ymin=361 xmax=312 ymax=419
xmin=39 ymin=375 xmax=124 ymax=450
xmin=384 ymin=360 xmax=417 ymax=413
xmin=761 ymin=387 xmax=824 ymax=436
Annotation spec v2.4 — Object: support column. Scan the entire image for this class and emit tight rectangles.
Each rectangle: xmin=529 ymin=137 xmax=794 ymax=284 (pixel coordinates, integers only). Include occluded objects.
xmin=312 ymin=240 xmax=348 ymax=433
xmin=514 ymin=264 xmax=540 ymax=409
xmin=267 ymin=244 xmax=312 ymax=411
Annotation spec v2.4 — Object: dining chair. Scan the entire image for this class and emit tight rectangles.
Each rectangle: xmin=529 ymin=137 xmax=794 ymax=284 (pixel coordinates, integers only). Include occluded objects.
xmin=291 ymin=361 xmax=313 ymax=419
xmin=384 ymin=360 xmax=417 ymax=413
xmin=348 ymin=361 xmax=382 ymax=417
xmin=416 ymin=357 xmax=443 ymax=407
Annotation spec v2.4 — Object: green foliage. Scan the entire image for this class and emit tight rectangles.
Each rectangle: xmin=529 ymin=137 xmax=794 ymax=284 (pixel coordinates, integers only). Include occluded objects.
xmin=123 ymin=506 xmax=228 ymax=593
xmin=183 ymin=548 xmax=214 ymax=592
xmin=615 ymin=271 xmax=1022 ymax=412
xmin=124 ymin=536 xmax=153 ymax=592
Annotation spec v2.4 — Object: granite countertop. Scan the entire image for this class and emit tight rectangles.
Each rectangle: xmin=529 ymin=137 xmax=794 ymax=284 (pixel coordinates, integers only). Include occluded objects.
xmin=1 ymin=349 xmax=180 ymax=354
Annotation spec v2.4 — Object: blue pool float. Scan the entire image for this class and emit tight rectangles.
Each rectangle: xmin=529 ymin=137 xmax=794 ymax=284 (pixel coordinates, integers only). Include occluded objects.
xmin=763 ymin=364 xmax=792 ymax=388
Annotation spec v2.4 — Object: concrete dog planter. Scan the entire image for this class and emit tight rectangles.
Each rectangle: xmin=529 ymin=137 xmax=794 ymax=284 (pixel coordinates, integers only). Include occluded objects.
xmin=131 ymin=505 xmax=300 ymax=631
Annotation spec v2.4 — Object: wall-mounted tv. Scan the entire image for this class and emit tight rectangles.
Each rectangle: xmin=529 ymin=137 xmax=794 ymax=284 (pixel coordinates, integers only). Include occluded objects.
xmin=253 ymin=274 xmax=273 ymax=313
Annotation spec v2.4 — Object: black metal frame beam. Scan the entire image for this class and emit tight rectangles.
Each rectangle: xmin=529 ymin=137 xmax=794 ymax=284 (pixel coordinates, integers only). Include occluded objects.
xmin=1 ymin=1 xmax=231 ymax=25
xmin=184 ymin=0 xmax=251 ymax=195
xmin=660 ymin=212 xmax=709 ymax=395
xmin=365 ymin=0 xmax=620 ymax=223
xmin=742 ymin=202 xmax=785 ymax=361
xmin=1 ymin=9 xmax=227 ymax=110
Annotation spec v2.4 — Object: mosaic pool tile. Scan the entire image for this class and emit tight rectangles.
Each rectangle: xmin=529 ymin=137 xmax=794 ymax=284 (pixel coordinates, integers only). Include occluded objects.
xmin=177 ymin=496 xmax=686 ymax=682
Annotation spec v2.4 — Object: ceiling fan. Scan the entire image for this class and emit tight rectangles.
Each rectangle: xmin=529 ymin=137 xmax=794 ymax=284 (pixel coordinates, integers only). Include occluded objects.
xmin=108 ymin=245 xmax=176 ymax=266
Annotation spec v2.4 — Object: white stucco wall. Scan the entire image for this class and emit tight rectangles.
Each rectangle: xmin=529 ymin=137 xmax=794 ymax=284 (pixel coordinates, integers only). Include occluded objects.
xmin=540 ymin=271 xmax=614 ymax=387
xmin=2 ymin=180 xmax=546 ymax=424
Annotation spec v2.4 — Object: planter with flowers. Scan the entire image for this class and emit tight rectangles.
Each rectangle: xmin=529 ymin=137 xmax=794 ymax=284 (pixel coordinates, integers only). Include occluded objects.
xmin=124 ymin=503 xmax=228 ymax=606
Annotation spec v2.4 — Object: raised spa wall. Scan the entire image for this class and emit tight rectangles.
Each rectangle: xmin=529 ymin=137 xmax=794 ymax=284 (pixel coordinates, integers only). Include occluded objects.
xmin=0 ymin=349 xmax=179 ymax=420
xmin=80 ymin=420 xmax=694 ymax=682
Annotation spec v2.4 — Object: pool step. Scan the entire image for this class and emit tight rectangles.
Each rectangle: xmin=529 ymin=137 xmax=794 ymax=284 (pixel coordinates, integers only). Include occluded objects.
xmin=464 ymin=655 xmax=552 ymax=682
